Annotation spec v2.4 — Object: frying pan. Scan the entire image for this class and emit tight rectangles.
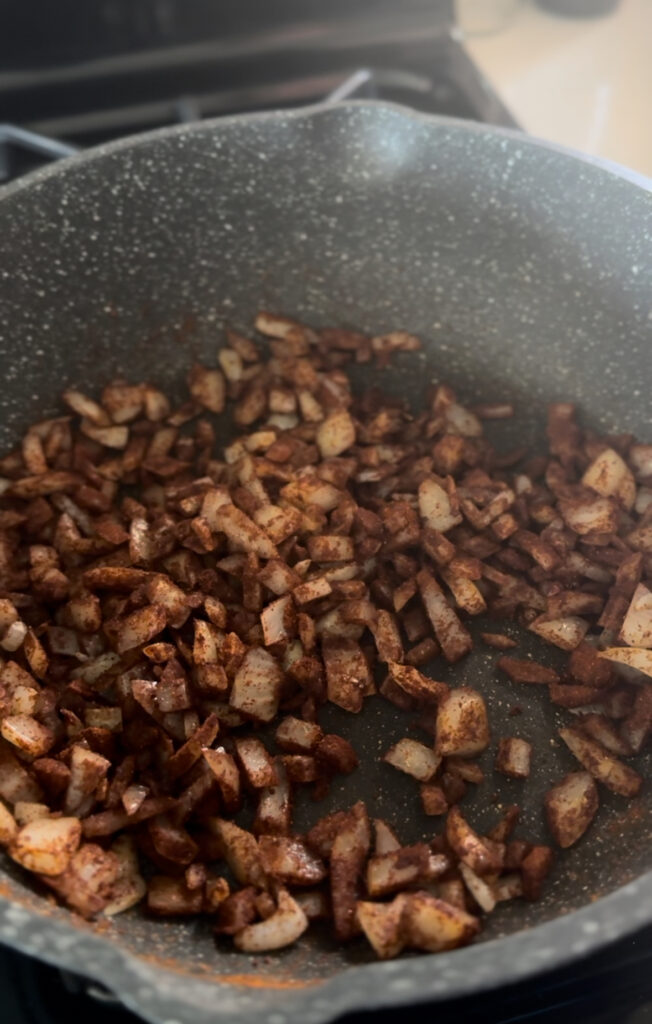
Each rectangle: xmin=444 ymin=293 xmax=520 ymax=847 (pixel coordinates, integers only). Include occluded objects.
xmin=0 ymin=101 xmax=650 ymax=1024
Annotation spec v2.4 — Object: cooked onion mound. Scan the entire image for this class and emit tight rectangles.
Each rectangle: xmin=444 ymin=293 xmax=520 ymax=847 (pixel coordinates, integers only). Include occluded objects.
xmin=0 ymin=312 xmax=649 ymax=957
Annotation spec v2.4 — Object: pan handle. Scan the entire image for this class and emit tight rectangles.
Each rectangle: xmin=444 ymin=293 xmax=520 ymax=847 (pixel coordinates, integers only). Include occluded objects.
xmin=0 ymin=124 xmax=79 ymax=182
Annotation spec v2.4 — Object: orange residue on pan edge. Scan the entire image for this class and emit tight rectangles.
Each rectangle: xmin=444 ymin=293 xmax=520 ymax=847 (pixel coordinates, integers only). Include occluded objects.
xmin=216 ymin=974 xmax=321 ymax=990
xmin=132 ymin=950 xmax=322 ymax=989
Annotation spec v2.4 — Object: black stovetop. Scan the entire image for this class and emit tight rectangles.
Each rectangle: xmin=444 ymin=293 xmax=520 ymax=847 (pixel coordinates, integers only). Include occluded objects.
xmin=0 ymin=1 xmax=515 ymax=183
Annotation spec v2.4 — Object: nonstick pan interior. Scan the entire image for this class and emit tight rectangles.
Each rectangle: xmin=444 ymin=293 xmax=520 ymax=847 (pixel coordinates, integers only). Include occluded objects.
xmin=0 ymin=102 xmax=650 ymax=1023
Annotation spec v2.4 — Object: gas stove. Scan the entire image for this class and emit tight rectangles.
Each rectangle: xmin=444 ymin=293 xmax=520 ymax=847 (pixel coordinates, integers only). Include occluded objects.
xmin=0 ymin=0 xmax=515 ymax=183
xmin=1 ymin=2 xmax=652 ymax=1022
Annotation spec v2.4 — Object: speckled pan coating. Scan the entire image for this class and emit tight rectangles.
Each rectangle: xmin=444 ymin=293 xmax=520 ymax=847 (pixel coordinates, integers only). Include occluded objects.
xmin=0 ymin=101 xmax=650 ymax=1024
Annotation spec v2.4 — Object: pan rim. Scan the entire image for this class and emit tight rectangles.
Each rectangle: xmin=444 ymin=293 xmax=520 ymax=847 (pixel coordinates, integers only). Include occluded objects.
xmin=0 ymin=98 xmax=650 ymax=1021
xmin=0 ymin=870 xmax=651 ymax=1023
xmin=0 ymin=98 xmax=650 ymax=203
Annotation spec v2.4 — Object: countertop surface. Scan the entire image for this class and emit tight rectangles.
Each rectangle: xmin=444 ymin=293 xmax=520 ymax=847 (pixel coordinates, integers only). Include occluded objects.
xmin=464 ymin=0 xmax=652 ymax=180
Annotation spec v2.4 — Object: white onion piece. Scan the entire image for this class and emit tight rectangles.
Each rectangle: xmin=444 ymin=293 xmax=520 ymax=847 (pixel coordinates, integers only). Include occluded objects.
xmin=627 ymin=522 xmax=652 ymax=553
xmin=445 ymin=403 xmax=482 ymax=437
xmin=383 ymin=738 xmax=441 ymax=782
xmin=629 ymin=444 xmax=652 ymax=480
xmin=582 ymin=448 xmax=636 ymax=509
xmin=635 ymin=488 xmax=652 ymax=515
xmin=560 ymin=497 xmax=618 ymax=535
xmin=619 ymin=584 xmax=652 ymax=649
xmin=529 ymin=615 xmax=588 ymax=651
xmin=9 ymin=817 xmax=81 ymax=876
xmin=418 ymin=478 xmax=462 ymax=533
xmin=599 ymin=647 xmax=652 ymax=680
xmin=565 ymin=551 xmax=613 ymax=583
xmin=233 ymin=889 xmax=308 ymax=952
xmin=459 ymin=862 xmax=497 ymax=913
